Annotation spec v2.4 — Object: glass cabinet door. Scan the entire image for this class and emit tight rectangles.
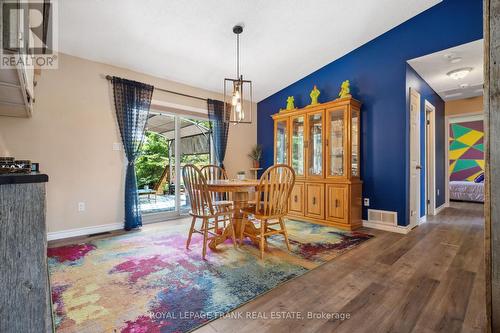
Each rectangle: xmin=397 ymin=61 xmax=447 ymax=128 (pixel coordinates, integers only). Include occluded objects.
xmin=291 ymin=116 xmax=305 ymax=176
xmin=307 ymin=112 xmax=323 ymax=177
xmin=275 ymin=120 xmax=288 ymax=164
xmin=351 ymin=108 xmax=360 ymax=177
xmin=328 ymin=108 xmax=345 ymax=177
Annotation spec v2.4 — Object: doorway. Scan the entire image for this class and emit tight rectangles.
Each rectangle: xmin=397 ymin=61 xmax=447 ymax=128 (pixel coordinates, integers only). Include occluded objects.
xmin=409 ymin=88 xmax=421 ymax=229
xmin=409 ymin=93 xmax=437 ymax=226
xmin=136 ymin=111 xmax=212 ymax=223
xmin=407 ymin=39 xmax=484 ymax=226
xmin=445 ymin=112 xmax=484 ymax=204
xmin=425 ymin=101 xmax=436 ymax=216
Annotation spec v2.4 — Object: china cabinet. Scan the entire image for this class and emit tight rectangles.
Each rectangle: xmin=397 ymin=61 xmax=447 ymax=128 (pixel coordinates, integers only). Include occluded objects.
xmin=272 ymin=97 xmax=362 ymax=230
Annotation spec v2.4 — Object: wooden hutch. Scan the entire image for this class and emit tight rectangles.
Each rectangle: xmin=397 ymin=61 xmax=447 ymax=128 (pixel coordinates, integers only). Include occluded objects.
xmin=272 ymin=97 xmax=362 ymax=230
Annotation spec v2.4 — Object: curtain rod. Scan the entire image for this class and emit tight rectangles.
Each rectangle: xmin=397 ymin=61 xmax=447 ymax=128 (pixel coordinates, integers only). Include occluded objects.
xmin=105 ymin=75 xmax=208 ymax=102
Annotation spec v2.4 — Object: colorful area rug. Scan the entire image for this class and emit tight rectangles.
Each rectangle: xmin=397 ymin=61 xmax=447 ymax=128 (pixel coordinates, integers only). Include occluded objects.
xmin=48 ymin=220 xmax=373 ymax=333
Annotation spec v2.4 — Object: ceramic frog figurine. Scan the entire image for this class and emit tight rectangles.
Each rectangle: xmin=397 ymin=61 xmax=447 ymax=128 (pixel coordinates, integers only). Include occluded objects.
xmin=286 ymin=96 xmax=295 ymax=110
xmin=338 ymin=80 xmax=352 ymax=99
xmin=309 ymin=85 xmax=320 ymax=106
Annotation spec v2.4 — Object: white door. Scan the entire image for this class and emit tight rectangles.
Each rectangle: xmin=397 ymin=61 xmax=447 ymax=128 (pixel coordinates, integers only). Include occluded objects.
xmin=409 ymin=88 xmax=421 ymax=228
xmin=425 ymin=101 xmax=436 ymax=216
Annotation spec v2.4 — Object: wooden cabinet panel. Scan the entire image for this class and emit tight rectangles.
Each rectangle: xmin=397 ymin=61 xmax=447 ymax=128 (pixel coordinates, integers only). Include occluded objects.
xmin=350 ymin=183 xmax=363 ymax=228
xmin=289 ymin=183 xmax=304 ymax=215
xmin=326 ymin=184 xmax=348 ymax=222
xmin=306 ymin=183 xmax=324 ymax=219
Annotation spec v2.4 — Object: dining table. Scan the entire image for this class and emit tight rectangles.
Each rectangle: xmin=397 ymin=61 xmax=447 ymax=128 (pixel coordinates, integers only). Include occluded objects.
xmin=205 ymin=178 xmax=260 ymax=249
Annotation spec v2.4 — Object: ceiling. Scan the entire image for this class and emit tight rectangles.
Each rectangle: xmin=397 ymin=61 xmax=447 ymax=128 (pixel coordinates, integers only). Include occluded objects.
xmin=59 ymin=0 xmax=441 ymax=101
xmin=407 ymin=39 xmax=484 ymax=101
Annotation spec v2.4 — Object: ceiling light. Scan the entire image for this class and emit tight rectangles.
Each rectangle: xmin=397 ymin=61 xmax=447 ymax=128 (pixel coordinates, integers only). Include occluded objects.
xmin=459 ymin=83 xmax=469 ymax=89
xmin=447 ymin=67 xmax=472 ymax=80
xmin=224 ymin=25 xmax=253 ymax=124
xmin=445 ymin=92 xmax=463 ymax=98
xmin=444 ymin=53 xmax=462 ymax=64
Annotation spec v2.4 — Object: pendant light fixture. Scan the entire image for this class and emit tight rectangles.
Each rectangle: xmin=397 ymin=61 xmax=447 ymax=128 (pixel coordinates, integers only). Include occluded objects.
xmin=224 ymin=25 xmax=253 ymax=124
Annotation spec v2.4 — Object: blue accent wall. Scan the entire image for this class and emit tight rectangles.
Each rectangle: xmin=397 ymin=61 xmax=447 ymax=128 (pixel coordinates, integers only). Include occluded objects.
xmin=257 ymin=0 xmax=482 ymax=226
xmin=405 ymin=65 xmax=445 ymax=217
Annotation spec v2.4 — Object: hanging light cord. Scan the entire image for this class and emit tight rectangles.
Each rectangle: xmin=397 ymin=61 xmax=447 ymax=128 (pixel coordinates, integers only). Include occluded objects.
xmin=236 ymin=33 xmax=240 ymax=79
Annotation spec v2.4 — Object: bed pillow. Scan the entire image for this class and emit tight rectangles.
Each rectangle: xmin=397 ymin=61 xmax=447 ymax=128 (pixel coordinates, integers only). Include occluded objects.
xmin=474 ymin=173 xmax=485 ymax=183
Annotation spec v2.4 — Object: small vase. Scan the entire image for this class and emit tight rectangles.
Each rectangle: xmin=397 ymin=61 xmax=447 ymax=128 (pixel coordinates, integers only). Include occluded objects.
xmin=253 ymin=160 xmax=260 ymax=168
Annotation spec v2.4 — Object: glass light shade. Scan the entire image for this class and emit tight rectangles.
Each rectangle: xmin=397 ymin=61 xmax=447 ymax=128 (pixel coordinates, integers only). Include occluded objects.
xmin=224 ymin=77 xmax=253 ymax=124
xmin=446 ymin=67 xmax=472 ymax=80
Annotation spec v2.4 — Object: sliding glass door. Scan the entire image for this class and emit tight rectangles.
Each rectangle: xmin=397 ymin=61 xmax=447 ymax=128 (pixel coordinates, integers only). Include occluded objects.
xmin=178 ymin=117 xmax=212 ymax=213
xmin=136 ymin=112 xmax=212 ymax=222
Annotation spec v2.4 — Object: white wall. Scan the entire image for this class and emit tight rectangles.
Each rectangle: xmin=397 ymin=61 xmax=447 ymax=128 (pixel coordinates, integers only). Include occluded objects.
xmin=0 ymin=53 xmax=257 ymax=233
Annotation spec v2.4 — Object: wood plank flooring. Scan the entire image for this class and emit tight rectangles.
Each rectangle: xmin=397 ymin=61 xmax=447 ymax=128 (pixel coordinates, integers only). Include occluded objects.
xmin=48 ymin=201 xmax=486 ymax=333
xmin=195 ymin=201 xmax=486 ymax=333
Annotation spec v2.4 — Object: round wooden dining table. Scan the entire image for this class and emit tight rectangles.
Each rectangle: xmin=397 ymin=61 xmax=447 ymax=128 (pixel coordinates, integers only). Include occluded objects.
xmin=205 ymin=179 xmax=259 ymax=249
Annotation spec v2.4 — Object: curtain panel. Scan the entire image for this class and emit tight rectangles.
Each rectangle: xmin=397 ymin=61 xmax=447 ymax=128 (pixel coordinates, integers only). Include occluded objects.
xmin=207 ymin=99 xmax=230 ymax=168
xmin=111 ymin=76 xmax=154 ymax=230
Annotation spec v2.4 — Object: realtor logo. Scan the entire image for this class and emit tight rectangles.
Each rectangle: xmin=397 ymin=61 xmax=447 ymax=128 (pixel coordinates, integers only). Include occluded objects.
xmin=1 ymin=0 xmax=58 ymax=68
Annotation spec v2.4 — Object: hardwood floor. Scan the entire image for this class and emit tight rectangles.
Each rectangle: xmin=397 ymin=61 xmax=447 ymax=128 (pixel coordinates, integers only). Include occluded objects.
xmin=48 ymin=201 xmax=486 ymax=333
xmin=194 ymin=201 xmax=486 ymax=333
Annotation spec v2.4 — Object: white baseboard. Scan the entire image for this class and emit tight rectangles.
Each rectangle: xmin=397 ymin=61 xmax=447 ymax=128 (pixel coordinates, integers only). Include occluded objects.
xmin=362 ymin=220 xmax=412 ymax=234
xmin=47 ymin=223 xmax=123 ymax=241
xmin=419 ymin=216 xmax=427 ymax=224
xmin=434 ymin=202 xmax=449 ymax=215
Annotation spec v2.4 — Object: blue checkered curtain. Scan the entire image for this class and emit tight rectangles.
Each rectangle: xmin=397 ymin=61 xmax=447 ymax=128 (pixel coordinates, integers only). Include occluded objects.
xmin=111 ymin=77 xmax=154 ymax=230
xmin=207 ymin=99 xmax=230 ymax=168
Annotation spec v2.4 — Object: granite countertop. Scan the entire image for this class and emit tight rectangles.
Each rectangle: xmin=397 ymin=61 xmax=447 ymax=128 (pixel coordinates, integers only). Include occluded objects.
xmin=0 ymin=172 xmax=49 ymax=185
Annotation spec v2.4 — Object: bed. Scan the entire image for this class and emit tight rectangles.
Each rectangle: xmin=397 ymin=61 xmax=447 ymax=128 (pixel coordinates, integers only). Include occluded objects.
xmin=449 ymin=181 xmax=484 ymax=203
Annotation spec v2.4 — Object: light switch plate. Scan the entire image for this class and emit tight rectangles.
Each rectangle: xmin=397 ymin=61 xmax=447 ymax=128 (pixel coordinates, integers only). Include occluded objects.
xmin=78 ymin=202 xmax=85 ymax=212
xmin=363 ymin=198 xmax=370 ymax=207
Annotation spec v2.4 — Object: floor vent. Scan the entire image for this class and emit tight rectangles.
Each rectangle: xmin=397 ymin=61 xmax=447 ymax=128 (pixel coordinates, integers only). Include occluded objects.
xmin=367 ymin=209 xmax=398 ymax=226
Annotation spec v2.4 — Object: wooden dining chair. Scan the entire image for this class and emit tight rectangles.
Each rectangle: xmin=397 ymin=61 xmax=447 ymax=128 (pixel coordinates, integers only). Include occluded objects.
xmin=240 ymin=164 xmax=296 ymax=259
xmin=201 ymin=164 xmax=233 ymax=230
xmin=200 ymin=165 xmax=231 ymax=203
xmin=183 ymin=164 xmax=237 ymax=259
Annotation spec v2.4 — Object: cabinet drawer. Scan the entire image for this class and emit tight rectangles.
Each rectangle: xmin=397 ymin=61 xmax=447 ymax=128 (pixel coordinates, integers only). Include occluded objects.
xmin=326 ymin=184 xmax=348 ymax=222
xmin=305 ymin=183 xmax=324 ymax=219
xmin=289 ymin=183 xmax=304 ymax=215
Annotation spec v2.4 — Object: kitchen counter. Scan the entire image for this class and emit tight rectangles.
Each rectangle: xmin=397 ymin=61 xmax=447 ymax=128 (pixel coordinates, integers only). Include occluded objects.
xmin=0 ymin=172 xmax=49 ymax=185
xmin=0 ymin=172 xmax=51 ymax=332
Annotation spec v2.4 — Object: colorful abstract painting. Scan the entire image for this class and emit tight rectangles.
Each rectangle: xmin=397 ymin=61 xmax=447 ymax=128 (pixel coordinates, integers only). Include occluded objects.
xmin=449 ymin=120 xmax=484 ymax=181
xmin=48 ymin=220 xmax=372 ymax=333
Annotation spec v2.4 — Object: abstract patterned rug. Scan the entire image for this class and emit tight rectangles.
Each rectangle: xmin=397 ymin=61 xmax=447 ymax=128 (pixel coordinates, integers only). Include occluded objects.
xmin=48 ymin=220 xmax=373 ymax=333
